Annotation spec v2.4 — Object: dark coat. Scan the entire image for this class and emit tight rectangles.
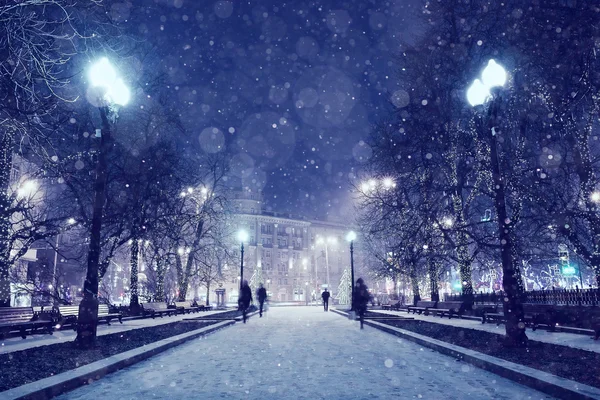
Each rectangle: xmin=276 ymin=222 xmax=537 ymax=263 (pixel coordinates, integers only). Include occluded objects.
xmin=240 ymin=285 xmax=253 ymax=308
xmin=321 ymin=291 xmax=331 ymax=301
xmin=257 ymin=287 xmax=267 ymax=302
xmin=353 ymin=283 xmax=370 ymax=309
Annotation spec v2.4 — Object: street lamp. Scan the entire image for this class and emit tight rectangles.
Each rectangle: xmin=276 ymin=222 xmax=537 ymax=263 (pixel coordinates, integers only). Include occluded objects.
xmin=17 ymin=180 xmax=38 ymax=199
xmin=238 ymin=230 xmax=249 ymax=290
xmin=346 ymin=231 xmax=357 ymax=310
xmin=76 ymin=58 xmax=129 ymax=348
xmin=468 ymin=59 xmax=527 ymax=346
xmin=316 ymin=236 xmax=336 ymax=289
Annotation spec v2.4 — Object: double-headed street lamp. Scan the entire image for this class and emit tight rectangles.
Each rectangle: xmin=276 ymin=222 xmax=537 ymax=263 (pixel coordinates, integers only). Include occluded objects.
xmin=360 ymin=177 xmax=395 ymax=194
xmin=467 ymin=59 xmax=527 ymax=346
xmin=238 ymin=230 xmax=249 ymax=291
xmin=346 ymin=231 xmax=357 ymax=310
xmin=76 ymin=58 xmax=129 ymax=348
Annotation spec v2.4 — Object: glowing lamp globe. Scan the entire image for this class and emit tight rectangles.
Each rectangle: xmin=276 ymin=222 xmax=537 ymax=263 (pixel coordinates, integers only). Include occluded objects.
xmin=107 ymin=78 xmax=130 ymax=106
xmin=89 ymin=58 xmax=116 ymax=88
xmin=238 ymin=230 xmax=249 ymax=243
xmin=89 ymin=58 xmax=130 ymax=106
xmin=346 ymin=231 xmax=357 ymax=242
xmin=481 ymin=59 xmax=507 ymax=89
xmin=467 ymin=79 xmax=490 ymax=107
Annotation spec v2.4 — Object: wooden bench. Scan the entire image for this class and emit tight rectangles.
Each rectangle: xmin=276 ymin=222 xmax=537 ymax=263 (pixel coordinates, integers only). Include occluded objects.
xmin=382 ymin=301 xmax=402 ymax=311
xmin=0 ymin=307 xmax=53 ymax=339
xmin=428 ymin=301 xmax=465 ymax=319
xmin=483 ymin=304 xmax=550 ymax=329
xmin=57 ymin=304 xmax=122 ymax=329
xmin=191 ymin=302 xmax=213 ymax=312
xmin=170 ymin=301 xmax=196 ymax=314
xmin=407 ymin=301 xmax=437 ymax=315
xmin=141 ymin=302 xmax=176 ymax=318
xmin=523 ymin=304 xmax=558 ymax=331
xmin=471 ymin=304 xmax=498 ymax=324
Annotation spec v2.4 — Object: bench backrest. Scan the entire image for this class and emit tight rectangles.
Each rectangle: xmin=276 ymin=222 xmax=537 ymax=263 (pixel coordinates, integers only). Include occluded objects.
xmin=0 ymin=307 xmax=34 ymax=323
xmin=436 ymin=301 xmax=463 ymax=310
xmin=58 ymin=305 xmax=79 ymax=317
xmin=416 ymin=301 xmax=437 ymax=308
xmin=142 ymin=302 xmax=169 ymax=311
xmin=174 ymin=301 xmax=191 ymax=308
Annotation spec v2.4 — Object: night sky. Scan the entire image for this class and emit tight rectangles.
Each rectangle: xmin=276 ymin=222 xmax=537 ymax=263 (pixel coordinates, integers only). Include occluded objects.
xmin=123 ymin=0 xmax=423 ymax=220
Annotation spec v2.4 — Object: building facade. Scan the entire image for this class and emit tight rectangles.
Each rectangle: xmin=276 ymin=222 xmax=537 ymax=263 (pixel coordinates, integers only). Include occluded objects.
xmin=220 ymin=191 xmax=356 ymax=304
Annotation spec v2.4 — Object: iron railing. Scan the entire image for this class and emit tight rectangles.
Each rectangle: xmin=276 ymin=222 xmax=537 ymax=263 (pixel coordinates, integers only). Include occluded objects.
xmin=444 ymin=288 xmax=599 ymax=306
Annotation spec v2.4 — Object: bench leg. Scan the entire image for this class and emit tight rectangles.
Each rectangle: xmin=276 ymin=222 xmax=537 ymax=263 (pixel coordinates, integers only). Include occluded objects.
xmin=118 ymin=316 xmax=123 ymax=324
xmin=106 ymin=318 xmax=112 ymax=326
xmin=20 ymin=327 xmax=27 ymax=339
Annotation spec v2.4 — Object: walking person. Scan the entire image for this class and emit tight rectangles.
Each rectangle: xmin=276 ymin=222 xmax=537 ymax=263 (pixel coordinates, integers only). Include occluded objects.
xmin=239 ymin=280 xmax=253 ymax=323
xmin=257 ymin=283 xmax=267 ymax=317
xmin=321 ymin=288 xmax=331 ymax=311
xmin=353 ymin=278 xmax=370 ymax=329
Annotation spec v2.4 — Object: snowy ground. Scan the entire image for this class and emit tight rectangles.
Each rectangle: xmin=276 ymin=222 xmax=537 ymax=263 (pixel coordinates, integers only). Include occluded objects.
xmin=58 ymin=307 xmax=552 ymax=400
xmin=0 ymin=310 xmax=227 ymax=354
xmin=371 ymin=309 xmax=600 ymax=354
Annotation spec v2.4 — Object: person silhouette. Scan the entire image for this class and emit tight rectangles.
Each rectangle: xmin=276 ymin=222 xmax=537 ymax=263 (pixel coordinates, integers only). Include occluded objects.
xmin=257 ymin=283 xmax=267 ymax=317
xmin=353 ymin=278 xmax=370 ymax=329
xmin=238 ymin=280 xmax=253 ymax=323
xmin=321 ymin=288 xmax=331 ymax=311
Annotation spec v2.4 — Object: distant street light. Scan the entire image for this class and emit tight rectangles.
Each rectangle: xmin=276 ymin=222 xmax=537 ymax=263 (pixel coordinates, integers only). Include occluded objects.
xmin=77 ymin=58 xmax=129 ymax=348
xmin=238 ymin=230 xmax=249 ymax=290
xmin=591 ymin=192 xmax=600 ymax=203
xmin=359 ymin=177 xmax=396 ymax=194
xmin=346 ymin=231 xmax=357 ymax=310
xmin=17 ymin=180 xmax=38 ymax=198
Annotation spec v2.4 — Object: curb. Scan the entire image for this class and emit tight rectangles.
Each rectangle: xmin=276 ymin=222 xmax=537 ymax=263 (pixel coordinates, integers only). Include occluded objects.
xmin=331 ymin=309 xmax=600 ymax=400
xmin=1 ymin=320 xmax=235 ymax=400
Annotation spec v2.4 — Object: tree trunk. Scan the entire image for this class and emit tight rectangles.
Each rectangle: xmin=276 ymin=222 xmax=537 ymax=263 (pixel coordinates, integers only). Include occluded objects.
xmin=428 ymin=258 xmax=439 ymax=302
xmin=175 ymin=254 xmax=186 ymax=301
xmin=409 ymin=265 xmax=420 ymax=305
xmin=206 ymin=281 xmax=210 ymax=306
xmin=129 ymin=239 xmax=139 ymax=310
xmin=488 ymin=99 xmax=527 ymax=347
xmin=450 ymin=161 xmax=474 ymax=301
xmin=75 ymin=106 xmax=111 ymax=348
xmin=155 ymin=257 xmax=164 ymax=302
xmin=0 ymin=133 xmax=13 ymax=307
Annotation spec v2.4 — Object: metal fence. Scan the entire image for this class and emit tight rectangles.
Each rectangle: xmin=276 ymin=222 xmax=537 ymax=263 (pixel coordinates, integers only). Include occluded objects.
xmin=444 ymin=288 xmax=599 ymax=306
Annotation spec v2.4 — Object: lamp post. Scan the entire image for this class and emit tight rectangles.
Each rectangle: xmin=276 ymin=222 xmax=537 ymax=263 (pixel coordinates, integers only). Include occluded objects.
xmin=346 ymin=231 xmax=357 ymax=310
xmin=467 ymin=59 xmax=527 ymax=346
xmin=305 ymin=281 xmax=309 ymax=305
xmin=316 ymin=236 xmax=336 ymax=290
xmin=76 ymin=58 xmax=129 ymax=348
xmin=238 ymin=230 xmax=249 ymax=291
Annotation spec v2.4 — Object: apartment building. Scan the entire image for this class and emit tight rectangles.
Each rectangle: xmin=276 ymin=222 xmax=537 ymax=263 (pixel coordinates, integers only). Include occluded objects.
xmin=220 ymin=191 xmax=356 ymax=304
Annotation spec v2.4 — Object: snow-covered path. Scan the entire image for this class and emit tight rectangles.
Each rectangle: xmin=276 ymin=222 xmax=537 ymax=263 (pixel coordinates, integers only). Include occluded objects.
xmin=59 ymin=307 xmax=552 ymax=400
